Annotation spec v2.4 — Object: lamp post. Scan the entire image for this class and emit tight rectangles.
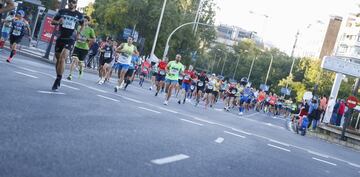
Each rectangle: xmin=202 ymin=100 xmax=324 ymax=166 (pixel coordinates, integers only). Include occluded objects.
xmin=233 ymin=50 xmax=248 ymax=79
xmin=220 ymin=51 xmax=228 ymax=76
xmin=264 ymin=52 xmax=274 ymax=85
xmin=247 ymin=55 xmax=257 ymax=82
xmin=150 ymin=0 xmax=167 ymax=60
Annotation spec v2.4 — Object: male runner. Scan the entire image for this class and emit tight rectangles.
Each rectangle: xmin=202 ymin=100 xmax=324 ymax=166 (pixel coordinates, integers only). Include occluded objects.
xmin=178 ymin=65 xmax=195 ymax=104
xmin=66 ymin=15 xmax=95 ymax=80
xmin=155 ymin=58 xmax=168 ymax=96
xmin=163 ymin=54 xmax=184 ymax=105
xmin=0 ymin=11 xmax=14 ymax=51
xmin=51 ymin=0 xmax=84 ymax=91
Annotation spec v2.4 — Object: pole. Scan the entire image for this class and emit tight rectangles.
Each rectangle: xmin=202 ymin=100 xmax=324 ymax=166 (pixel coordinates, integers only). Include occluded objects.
xmin=286 ymin=31 xmax=299 ymax=88
xmin=233 ymin=58 xmax=240 ymax=79
xmin=221 ymin=52 xmax=227 ymax=76
xmin=31 ymin=9 xmax=40 ymax=38
xmin=341 ymin=108 xmax=353 ymax=141
xmin=248 ymin=55 xmax=256 ymax=82
xmin=43 ymin=0 xmax=67 ymax=59
xmin=211 ymin=52 xmax=216 ymax=73
xmin=193 ymin=0 xmax=202 ymax=33
xmin=150 ymin=0 xmax=167 ymax=59
xmin=264 ymin=53 xmax=273 ymax=85
xmin=163 ymin=22 xmax=213 ymax=59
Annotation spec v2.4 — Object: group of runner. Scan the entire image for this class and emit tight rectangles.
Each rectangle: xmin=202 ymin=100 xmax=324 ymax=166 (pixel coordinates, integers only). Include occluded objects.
xmin=0 ymin=0 xmax=297 ymax=117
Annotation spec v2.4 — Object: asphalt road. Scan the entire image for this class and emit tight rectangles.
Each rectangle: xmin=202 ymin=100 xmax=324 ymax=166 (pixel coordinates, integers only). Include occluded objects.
xmin=0 ymin=53 xmax=359 ymax=177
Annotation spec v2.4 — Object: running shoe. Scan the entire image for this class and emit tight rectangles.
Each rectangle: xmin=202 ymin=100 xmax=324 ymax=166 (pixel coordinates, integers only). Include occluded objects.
xmin=67 ymin=75 xmax=72 ymax=80
xmin=114 ymin=86 xmax=120 ymax=92
xmin=163 ymin=100 xmax=168 ymax=105
xmin=52 ymin=78 xmax=61 ymax=91
xmin=79 ymin=69 xmax=83 ymax=78
xmin=155 ymin=92 xmax=158 ymax=96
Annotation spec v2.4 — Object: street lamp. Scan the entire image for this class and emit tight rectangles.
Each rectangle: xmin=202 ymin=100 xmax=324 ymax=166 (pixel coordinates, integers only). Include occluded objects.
xmin=233 ymin=50 xmax=248 ymax=79
xmin=247 ymin=55 xmax=257 ymax=82
xmin=249 ymin=10 xmax=270 ymax=43
xmin=264 ymin=52 xmax=274 ymax=85
xmin=150 ymin=0 xmax=167 ymax=61
xmin=220 ymin=50 xmax=228 ymax=76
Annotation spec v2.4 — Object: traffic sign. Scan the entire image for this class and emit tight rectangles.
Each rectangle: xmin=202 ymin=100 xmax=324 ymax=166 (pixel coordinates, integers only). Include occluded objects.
xmin=346 ymin=96 xmax=358 ymax=109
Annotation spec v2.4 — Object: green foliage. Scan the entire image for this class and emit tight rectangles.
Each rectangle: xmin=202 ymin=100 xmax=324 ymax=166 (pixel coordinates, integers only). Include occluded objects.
xmin=92 ymin=0 xmax=217 ymax=60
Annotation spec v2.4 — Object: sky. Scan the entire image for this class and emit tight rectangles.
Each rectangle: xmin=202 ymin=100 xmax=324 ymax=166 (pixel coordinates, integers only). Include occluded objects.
xmin=214 ymin=0 xmax=359 ymax=55
xmin=78 ymin=0 xmax=359 ymax=55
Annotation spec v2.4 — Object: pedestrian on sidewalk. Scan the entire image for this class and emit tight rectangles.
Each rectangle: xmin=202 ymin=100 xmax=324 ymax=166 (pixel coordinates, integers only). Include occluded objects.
xmin=307 ymin=99 xmax=318 ymax=129
xmin=319 ymin=95 xmax=327 ymax=122
xmin=336 ymin=100 xmax=346 ymax=126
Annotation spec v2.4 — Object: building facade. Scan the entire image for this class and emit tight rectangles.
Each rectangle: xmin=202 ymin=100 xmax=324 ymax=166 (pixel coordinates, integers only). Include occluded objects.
xmin=334 ymin=14 xmax=360 ymax=60
xmin=215 ymin=24 xmax=263 ymax=47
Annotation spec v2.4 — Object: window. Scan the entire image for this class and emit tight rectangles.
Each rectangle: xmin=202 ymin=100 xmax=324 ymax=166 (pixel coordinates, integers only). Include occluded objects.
xmin=339 ymin=45 xmax=348 ymax=53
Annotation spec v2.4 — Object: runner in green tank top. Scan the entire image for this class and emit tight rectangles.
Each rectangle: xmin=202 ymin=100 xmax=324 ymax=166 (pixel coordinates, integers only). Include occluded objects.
xmin=164 ymin=54 xmax=184 ymax=105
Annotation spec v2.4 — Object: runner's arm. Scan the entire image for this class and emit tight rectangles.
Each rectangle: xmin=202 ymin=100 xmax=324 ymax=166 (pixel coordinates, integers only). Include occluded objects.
xmin=115 ymin=44 xmax=124 ymax=53
xmin=51 ymin=10 xmax=64 ymax=25
xmin=0 ymin=0 xmax=15 ymax=14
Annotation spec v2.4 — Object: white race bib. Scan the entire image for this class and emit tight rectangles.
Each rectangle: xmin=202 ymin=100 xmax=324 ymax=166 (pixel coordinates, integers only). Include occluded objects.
xmin=198 ymin=82 xmax=204 ymax=87
xmin=62 ymin=18 xmax=76 ymax=29
xmin=104 ymin=51 xmax=111 ymax=58
xmin=184 ymin=75 xmax=190 ymax=80
xmin=207 ymin=85 xmax=213 ymax=90
xmin=119 ymin=55 xmax=131 ymax=64
xmin=191 ymin=85 xmax=195 ymax=90
xmin=143 ymin=68 xmax=148 ymax=72
xmin=159 ymin=70 xmax=166 ymax=75
xmin=231 ymin=90 xmax=237 ymax=94
xmin=12 ymin=29 xmax=21 ymax=36
xmin=170 ymin=69 xmax=178 ymax=75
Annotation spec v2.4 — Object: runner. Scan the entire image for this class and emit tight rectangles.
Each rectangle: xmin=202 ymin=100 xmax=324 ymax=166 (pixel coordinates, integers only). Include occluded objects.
xmin=6 ymin=10 xmax=31 ymax=63
xmin=224 ymin=82 xmax=238 ymax=111
xmin=195 ymin=71 xmax=208 ymax=106
xmin=124 ymin=55 xmax=140 ymax=90
xmin=211 ymin=77 xmax=221 ymax=106
xmin=114 ymin=36 xmax=139 ymax=92
xmin=97 ymin=37 xmax=114 ymax=85
xmin=204 ymin=74 xmax=216 ymax=108
xmin=163 ymin=54 xmax=184 ymax=105
xmin=139 ymin=58 xmax=150 ymax=87
xmin=155 ymin=58 xmax=168 ymax=96
xmin=149 ymin=62 xmax=158 ymax=90
xmin=66 ymin=15 xmax=95 ymax=80
xmin=177 ymin=65 xmax=196 ymax=104
xmin=239 ymin=86 xmax=252 ymax=115
xmin=51 ymin=0 xmax=84 ymax=91
xmin=0 ymin=11 xmax=14 ymax=51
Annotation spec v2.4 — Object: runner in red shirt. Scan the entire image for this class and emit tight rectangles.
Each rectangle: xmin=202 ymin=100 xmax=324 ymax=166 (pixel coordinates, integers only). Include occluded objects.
xmin=139 ymin=58 xmax=150 ymax=87
xmin=178 ymin=65 xmax=196 ymax=104
xmin=155 ymin=58 xmax=168 ymax=96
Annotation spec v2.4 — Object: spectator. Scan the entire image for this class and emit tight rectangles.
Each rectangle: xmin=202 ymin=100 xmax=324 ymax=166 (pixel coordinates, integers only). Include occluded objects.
xmin=307 ymin=99 xmax=319 ymax=129
xmin=336 ymin=100 xmax=346 ymax=126
xmin=319 ymin=95 xmax=327 ymax=122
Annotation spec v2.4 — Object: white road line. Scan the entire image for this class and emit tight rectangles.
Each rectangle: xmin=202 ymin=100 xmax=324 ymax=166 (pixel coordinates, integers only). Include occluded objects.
xmin=224 ymin=131 xmax=246 ymax=139
xmin=62 ymin=84 xmax=80 ymax=90
xmin=37 ymin=90 xmax=65 ymax=95
xmin=215 ymin=137 xmax=224 ymax=143
xmin=307 ymin=150 xmax=329 ymax=159
xmin=138 ymin=107 xmax=161 ymax=114
xmin=267 ymin=144 xmax=291 ymax=152
xmin=214 ymin=108 xmax=223 ymax=112
xmin=118 ymin=95 xmax=143 ymax=103
xmin=97 ymin=95 xmax=119 ymax=102
xmin=17 ymin=66 xmax=37 ymax=72
xmin=14 ymin=71 xmax=38 ymax=78
xmin=348 ymin=162 xmax=360 ymax=168
xmin=153 ymin=106 xmax=178 ymax=114
xmin=180 ymin=119 xmax=203 ymax=126
xmin=192 ymin=117 xmax=216 ymax=125
xmin=231 ymin=128 xmax=252 ymax=135
xmin=312 ymin=157 xmax=337 ymax=166
xmin=265 ymin=123 xmax=285 ymax=129
xmin=64 ymin=80 xmax=108 ymax=93
xmin=269 ymin=139 xmax=290 ymax=147
xmin=151 ymin=154 xmax=189 ymax=165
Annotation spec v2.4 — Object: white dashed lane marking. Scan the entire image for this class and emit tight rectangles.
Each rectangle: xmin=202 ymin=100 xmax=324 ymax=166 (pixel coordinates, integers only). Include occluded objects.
xmin=224 ymin=131 xmax=246 ymax=139
xmin=14 ymin=71 xmax=38 ymax=78
xmin=312 ymin=157 xmax=337 ymax=166
xmin=138 ymin=107 xmax=161 ymax=114
xmin=151 ymin=154 xmax=190 ymax=165
xmin=62 ymin=84 xmax=80 ymax=90
xmin=97 ymin=95 xmax=119 ymax=102
xmin=267 ymin=144 xmax=291 ymax=152
xmin=180 ymin=119 xmax=203 ymax=126
xmin=37 ymin=90 xmax=65 ymax=95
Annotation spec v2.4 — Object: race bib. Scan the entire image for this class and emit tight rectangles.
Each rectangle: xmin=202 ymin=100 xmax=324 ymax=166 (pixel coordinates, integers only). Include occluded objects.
xmin=62 ymin=18 xmax=76 ymax=29
xmin=190 ymin=85 xmax=195 ymax=90
xmin=159 ymin=70 xmax=166 ymax=75
xmin=179 ymin=76 xmax=184 ymax=80
xmin=78 ymin=34 xmax=87 ymax=42
xmin=12 ymin=28 xmax=21 ymax=36
xmin=143 ymin=68 xmax=148 ymax=72
xmin=184 ymin=75 xmax=190 ymax=80
xmin=119 ymin=55 xmax=131 ymax=64
xmin=104 ymin=51 xmax=111 ymax=58
xmin=231 ymin=90 xmax=237 ymax=94
xmin=207 ymin=85 xmax=213 ymax=90
xmin=170 ymin=68 xmax=178 ymax=75
xmin=198 ymin=82 xmax=204 ymax=87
